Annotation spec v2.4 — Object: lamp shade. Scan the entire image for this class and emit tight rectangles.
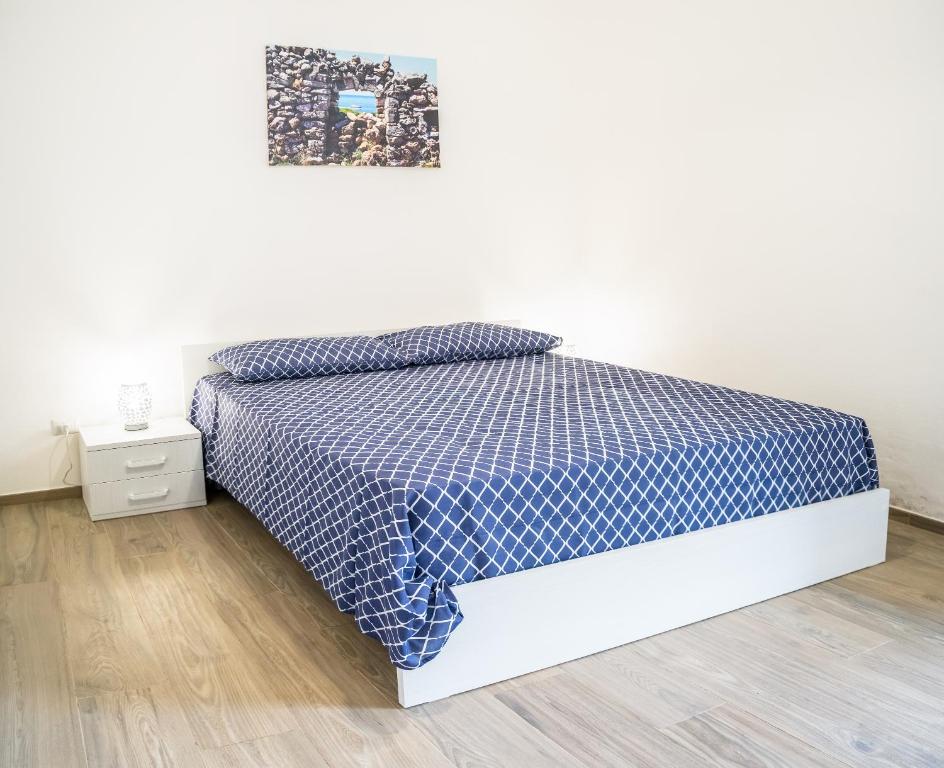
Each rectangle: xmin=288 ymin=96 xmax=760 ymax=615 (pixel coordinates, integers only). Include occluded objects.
xmin=118 ymin=382 xmax=151 ymax=431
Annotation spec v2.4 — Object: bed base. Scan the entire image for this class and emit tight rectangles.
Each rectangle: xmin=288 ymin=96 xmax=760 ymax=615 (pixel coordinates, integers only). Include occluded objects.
xmin=397 ymin=488 xmax=889 ymax=707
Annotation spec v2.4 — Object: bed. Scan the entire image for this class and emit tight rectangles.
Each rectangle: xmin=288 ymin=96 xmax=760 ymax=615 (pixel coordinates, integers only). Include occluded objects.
xmin=184 ymin=332 xmax=887 ymax=706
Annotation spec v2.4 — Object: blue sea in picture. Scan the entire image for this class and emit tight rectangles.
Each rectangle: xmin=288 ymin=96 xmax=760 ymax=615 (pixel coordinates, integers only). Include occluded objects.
xmin=338 ymin=90 xmax=377 ymax=114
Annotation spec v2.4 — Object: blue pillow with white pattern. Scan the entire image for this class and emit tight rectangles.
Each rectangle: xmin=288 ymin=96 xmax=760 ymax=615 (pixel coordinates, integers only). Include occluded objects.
xmin=209 ymin=336 xmax=411 ymax=382
xmin=376 ymin=322 xmax=562 ymax=366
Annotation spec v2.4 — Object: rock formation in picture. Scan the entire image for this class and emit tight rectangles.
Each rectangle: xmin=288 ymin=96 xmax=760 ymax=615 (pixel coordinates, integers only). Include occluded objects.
xmin=266 ymin=45 xmax=440 ymax=168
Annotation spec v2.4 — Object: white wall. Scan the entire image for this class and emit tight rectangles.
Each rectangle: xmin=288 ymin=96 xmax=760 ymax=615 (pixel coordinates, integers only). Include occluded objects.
xmin=1 ymin=0 xmax=942 ymax=519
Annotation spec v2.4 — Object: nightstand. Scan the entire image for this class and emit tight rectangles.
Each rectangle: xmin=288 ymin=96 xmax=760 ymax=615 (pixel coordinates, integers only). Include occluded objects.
xmin=79 ymin=416 xmax=207 ymax=521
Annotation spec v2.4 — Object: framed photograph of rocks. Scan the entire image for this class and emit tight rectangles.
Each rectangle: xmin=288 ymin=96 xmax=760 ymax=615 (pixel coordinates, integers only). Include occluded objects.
xmin=266 ymin=45 xmax=440 ymax=167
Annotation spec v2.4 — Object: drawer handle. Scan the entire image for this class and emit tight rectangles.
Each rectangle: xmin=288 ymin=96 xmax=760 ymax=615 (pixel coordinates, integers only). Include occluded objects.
xmin=128 ymin=487 xmax=169 ymax=502
xmin=125 ymin=455 xmax=167 ymax=469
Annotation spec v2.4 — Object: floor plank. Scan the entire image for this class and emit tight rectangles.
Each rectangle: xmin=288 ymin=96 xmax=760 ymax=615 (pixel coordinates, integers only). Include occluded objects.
xmin=702 ymin=608 xmax=944 ymax=740
xmin=52 ymin=526 xmax=164 ymax=696
xmin=630 ymin=612 xmax=944 ymax=767
xmin=200 ymin=730 xmax=328 ymax=768
xmin=888 ymin=518 xmax=944 ymax=552
xmin=160 ymin=654 xmax=298 ymax=751
xmin=415 ymin=690 xmax=583 ymax=768
xmin=45 ymin=497 xmax=105 ymax=553
xmin=845 ymin=636 xmax=944 ymax=700
xmin=739 ymin=593 xmax=893 ymax=658
xmin=565 ymin=643 xmax=722 ymax=728
xmin=790 ymin=580 xmax=944 ymax=648
xmin=203 ymin=499 xmax=343 ymax=625
xmin=0 ymin=581 xmax=85 ymax=768
xmin=319 ymin=622 xmax=398 ymax=696
xmin=155 ymin=507 xmax=277 ymax=603
xmin=105 ymin=514 xmax=170 ymax=559
xmin=663 ymin=705 xmax=848 ymax=768
xmin=119 ymin=552 xmax=231 ymax=659
xmin=0 ymin=503 xmax=53 ymax=586
xmin=120 ymin=552 xmax=298 ymax=750
xmin=495 ymin=673 xmax=703 ymax=767
xmin=212 ymin=588 xmax=453 ymax=767
xmin=77 ymin=686 xmax=202 ymax=768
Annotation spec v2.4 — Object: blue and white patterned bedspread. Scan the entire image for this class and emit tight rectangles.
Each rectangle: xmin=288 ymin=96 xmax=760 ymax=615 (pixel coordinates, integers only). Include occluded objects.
xmin=190 ymin=353 xmax=878 ymax=669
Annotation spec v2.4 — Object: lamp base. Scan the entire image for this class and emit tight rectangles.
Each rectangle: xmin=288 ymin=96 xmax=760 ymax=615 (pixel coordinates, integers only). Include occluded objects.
xmin=124 ymin=422 xmax=149 ymax=431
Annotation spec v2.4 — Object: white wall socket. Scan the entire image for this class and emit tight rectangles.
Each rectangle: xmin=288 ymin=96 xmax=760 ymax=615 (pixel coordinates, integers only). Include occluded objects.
xmin=50 ymin=419 xmax=77 ymax=436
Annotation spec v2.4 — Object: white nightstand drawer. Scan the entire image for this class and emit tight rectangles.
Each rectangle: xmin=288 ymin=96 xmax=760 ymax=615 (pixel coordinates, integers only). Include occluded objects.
xmin=83 ymin=438 xmax=203 ymax=484
xmin=84 ymin=470 xmax=206 ymax=521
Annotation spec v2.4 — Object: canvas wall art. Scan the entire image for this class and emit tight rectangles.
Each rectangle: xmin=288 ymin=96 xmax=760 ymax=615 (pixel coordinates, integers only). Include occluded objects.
xmin=266 ymin=45 xmax=439 ymax=167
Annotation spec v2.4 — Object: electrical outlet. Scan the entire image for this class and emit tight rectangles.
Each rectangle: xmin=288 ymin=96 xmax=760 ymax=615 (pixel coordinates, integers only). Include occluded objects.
xmin=50 ymin=419 xmax=77 ymax=436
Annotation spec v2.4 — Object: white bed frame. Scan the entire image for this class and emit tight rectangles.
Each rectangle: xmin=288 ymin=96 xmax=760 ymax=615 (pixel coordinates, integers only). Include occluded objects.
xmin=181 ymin=333 xmax=889 ymax=708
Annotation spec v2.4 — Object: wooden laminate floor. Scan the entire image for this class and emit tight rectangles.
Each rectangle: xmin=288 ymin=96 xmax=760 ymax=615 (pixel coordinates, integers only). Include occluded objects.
xmin=2 ymin=495 xmax=943 ymax=767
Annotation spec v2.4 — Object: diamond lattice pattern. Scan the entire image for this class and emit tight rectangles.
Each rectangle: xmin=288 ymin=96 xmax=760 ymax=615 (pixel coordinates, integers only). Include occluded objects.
xmin=190 ymin=353 xmax=878 ymax=669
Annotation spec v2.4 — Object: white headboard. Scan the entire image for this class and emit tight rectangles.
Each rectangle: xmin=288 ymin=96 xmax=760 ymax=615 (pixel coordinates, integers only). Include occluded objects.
xmin=180 ymin=320 xmax=523 ymax=413
xmin=181 ymin=341 xmax=233 ymax=412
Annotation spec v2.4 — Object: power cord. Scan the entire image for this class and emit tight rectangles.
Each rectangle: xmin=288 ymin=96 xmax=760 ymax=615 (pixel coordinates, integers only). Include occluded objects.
xmin=60 ymin=429 xmax=79 ymax=486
